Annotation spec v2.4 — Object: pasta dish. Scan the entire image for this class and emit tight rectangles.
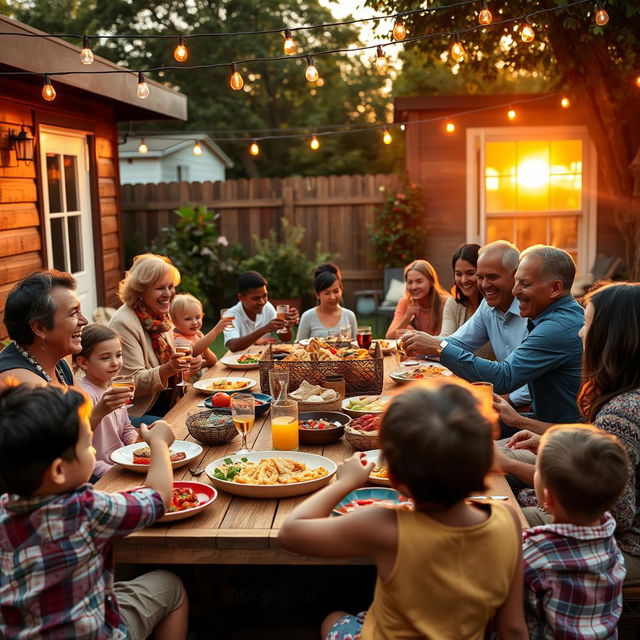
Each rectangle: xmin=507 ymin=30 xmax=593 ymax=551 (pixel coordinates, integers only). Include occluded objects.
xmin=213 ymin=456 xmax=328 ymax=485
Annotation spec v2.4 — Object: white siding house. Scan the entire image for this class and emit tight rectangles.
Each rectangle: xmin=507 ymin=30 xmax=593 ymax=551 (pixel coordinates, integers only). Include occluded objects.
xmin=119 ymin=134 xmax=232 ymax=184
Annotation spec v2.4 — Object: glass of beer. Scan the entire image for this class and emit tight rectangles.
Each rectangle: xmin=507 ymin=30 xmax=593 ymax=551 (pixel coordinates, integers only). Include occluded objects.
xmin=231 ymin=393 xmax=255 ymax=454
xmin=220 ymin=309 xmax=234 ymax=330
xmin=174 ymin=339 xmax=192 ymax=387
xmin=472 ymin=382 xmax=495 ymax=416
xmin=112 ymin=374 xmax=135 ymax=407
xmin=356 ymin=326 xmax=372 ymax=349
xmin=276 ymin=304 xmax=289 ymax=334
xmin=271 ymin=400 xmax=298 ymax=451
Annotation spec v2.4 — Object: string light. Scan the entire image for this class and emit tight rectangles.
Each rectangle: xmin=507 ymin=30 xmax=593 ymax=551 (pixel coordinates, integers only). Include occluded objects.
xmin=229 ymin=63 xmax=244 ymax=90
xmin=478 ymin=1 xmax=493 ymax=26
xmin=249 ymin=141 xmax=260 ymax=156
xmin=305 ymin=56 xmax=319 ymax=83
xmin=445 ymin=120 xmax=456 ymax=133
xmin=310 ymin=135 xmax=320 ymax=150
xmin=193 ymin=141 xmax=202 ymax=156
xmin=136 ymin=71 xmax=150 ymax=99
xmin=561 ymin=96 xmax=571 ymax=108
xmin=138 ymin=138 xmax=148 ymax=153
xmin=507 ymin=108 xmax=517 ymax=121
xmin=392 ymin=17 xmax=406 ymax=41
xmin=520 ymin=19 xmax=535 ymax=42
xmin=283 ymin=29 xmax=297 ymax=55
xmin=400 ymin=124 xmax=406 ymax=131
xmin=375 ymin=46 xmax=388 ymax=74
xmin=635 ymin=75 xmax=640 ymax=88
xmin=382 ymin=128 xmax=392 ymax=144
xmin=41 ymin=74 xmax=56 ymax=101
xmin=80 ymin=36 xmax=93 ymax=65
xmin=594 ymin=1 xmax=609 ymax=26
xmin=174 ymin=36 xmax=188 ymax=62
xmin=450 ymin=34 xmax=465 ymax=63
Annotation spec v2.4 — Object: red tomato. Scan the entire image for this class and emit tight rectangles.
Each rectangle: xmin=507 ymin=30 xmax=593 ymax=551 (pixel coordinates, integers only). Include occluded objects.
xmin=211 ymin=392 xmax=231 ymax=407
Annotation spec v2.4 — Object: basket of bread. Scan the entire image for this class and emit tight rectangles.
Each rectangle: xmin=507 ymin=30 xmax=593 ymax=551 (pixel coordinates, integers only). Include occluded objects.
xmin=289 ymin=380 xmax=342 ymax=412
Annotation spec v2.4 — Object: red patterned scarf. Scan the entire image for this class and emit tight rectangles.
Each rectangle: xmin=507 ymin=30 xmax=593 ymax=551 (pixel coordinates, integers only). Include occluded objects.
xmin=133 ymin=302 xmax=174 ymax=364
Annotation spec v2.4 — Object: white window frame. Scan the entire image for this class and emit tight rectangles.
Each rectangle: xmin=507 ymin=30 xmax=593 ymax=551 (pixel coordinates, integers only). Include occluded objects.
xmin=465 ymin=126 xmax=597 ymax=276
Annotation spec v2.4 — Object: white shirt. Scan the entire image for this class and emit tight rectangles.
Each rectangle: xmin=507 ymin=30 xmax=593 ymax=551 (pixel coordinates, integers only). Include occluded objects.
xmin=223 ymin=300 xmax=277 ymax=346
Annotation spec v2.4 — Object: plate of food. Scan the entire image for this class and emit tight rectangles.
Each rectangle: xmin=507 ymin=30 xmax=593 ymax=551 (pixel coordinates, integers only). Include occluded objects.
xmin=374 ymin=339 xmax=396 ymax=354
xmin=362 ymin=449 xmax=390 ymax=486
xmin=193 ymin=377 xmax=257 ymax=394
xmin=342 ymin=395 xmax=391 ymax=417
xmin=389 ymin=363 xmax=452 ymax=384
xmin=219 ymin=351 xmax=263 ymax=370
xmin=205 ymin=451 xmax=337 ymax=498
xmin=157 ymin=481 xmax=218 ymax=523
xmin=110 ymin=440 xmax=203 ymax=472
xmin=332 ymin=487 xmax=412 ymax=516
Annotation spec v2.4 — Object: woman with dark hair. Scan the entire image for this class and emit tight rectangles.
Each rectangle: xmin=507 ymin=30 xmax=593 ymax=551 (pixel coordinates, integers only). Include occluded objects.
xmin=297 ymin=263 xmax=357 ymax=340
xmin=385 ymin=260 xmax=449 ymax=339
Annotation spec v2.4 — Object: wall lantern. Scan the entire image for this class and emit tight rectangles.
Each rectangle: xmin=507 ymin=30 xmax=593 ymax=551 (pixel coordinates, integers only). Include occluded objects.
xmin=9 ymin=126 xmax=35 ymax=164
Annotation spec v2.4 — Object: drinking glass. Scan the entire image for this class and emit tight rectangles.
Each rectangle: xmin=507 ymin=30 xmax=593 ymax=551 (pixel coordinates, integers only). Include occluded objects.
xmin=174 ymin=339 xmax=192 ymax=387
xmin=269 ymin=369 xmax=289 ymax=403
xmin=112 ymin=374 xmax=135 ymax=407
xmin=231 ymin=393 xmax=255 ymax=454
xmin=356 ymin=326 xmax=372 ymax=349
xmin=276 ymin=304 xmax=289 ymax=334
xmin=271 ymin=400 xmax=298 ymax=451
xmin=339 ymin=324 xmax=351 ymax=342
xmin=326 ymin=328 xmax=337 ymax=343
xmin=472 ymin=382 xmax=494 ymax=412
xmin=220 ymin=309 xmax=234 ymax=330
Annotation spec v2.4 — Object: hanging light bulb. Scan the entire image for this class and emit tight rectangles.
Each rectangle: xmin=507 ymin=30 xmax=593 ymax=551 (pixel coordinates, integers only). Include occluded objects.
xmin=478 ymin=1 xmax=493 ymax=26
xmin=520 ymin=19 xmax=535 ymax=42
xmin=229 ymin=63 xmax=244 ymax=90
xmin=249 ymin=141 xmax=260 ymax=156
xmin=310 ymin=135 xmax=320 ymax=151
xmin=193 ymin=141 xmax=202 ymax=156
xmin=450 ymin=34 xmax=465 ymax=63
xmin=41 ymin=74 xmax=56 ymax=101
xmin=392 ymin=17 xmax=406 ymax=41
xmin=283 ymin=28 xmax=297 ymax=55
xmin=635 ymin=75 xmax=640 ymax=88
xmin=382 ymin=129 xmax=392 ymax=145
xmin=138 ymin=138 xmax=148 ymax=154
xmin=595 ymin=1 xmax=609 ymax=26
xmin=80 ymin=35 xmax=94 ymax=65
xmin=400 ymin=124 xmax=406 ymax=131
xmin=507 ymin=108 xmax=517 ymax=121
xmin=375 ymin=46 xmax=388 ymax=74
xmin=445 ymin=120 xmax=456 ymax=134
xmin=174 ymin=36 xmax=188 ymax=62
xmin=561 ymin=96 xmax=571 ymax=109
xmin=136 ymin=71 xmax=150 ymax=99
xmin=305 ymin=56 xmax=319 ymax=83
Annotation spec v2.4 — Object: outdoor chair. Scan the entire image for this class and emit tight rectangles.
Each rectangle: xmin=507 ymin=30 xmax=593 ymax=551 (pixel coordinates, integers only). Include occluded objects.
xmin=354 ymin=267 xmax=404 ymax=334
xmin=570 ymin=254 xmax=622 ymax=298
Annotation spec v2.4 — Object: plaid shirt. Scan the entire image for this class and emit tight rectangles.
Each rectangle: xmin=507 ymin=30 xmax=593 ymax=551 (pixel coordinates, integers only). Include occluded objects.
xmin=0 ymin=484 xmax=164 ymax=639
xmin=523 ymin=512 xmax=626 ymax=639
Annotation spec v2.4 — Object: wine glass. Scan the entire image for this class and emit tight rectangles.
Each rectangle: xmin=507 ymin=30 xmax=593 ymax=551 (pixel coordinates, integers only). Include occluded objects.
xmin=230 ymin=393 xmax=255 ymax=454
xmin=356 ymin=326 xmax=372 ymax=349
xmin=174 ymin=339 xmax=192 ymax=387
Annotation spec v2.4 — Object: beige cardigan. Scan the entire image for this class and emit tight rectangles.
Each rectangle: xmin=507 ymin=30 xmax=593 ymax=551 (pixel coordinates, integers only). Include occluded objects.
xmin=109 ymin=304 xmax=175 ymax=417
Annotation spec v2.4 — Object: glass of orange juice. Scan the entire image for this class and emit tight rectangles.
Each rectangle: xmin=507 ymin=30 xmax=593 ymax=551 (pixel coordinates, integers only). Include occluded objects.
xmin=271 ymin=400 xmax=298 ymax=451
xmin=230 ymin=393 xmax=255 ymax=454
xmin=112 ymin=374 xmax=135 ymax=407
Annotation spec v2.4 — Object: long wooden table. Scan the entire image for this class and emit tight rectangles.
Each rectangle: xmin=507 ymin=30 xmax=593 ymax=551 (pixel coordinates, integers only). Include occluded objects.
xmin=98 ymin=349 xmax=526 ymax=564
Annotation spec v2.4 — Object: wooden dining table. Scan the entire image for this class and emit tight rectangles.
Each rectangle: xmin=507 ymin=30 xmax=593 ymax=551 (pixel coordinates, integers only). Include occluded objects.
xmin=97 ymin=347 xmax=527 ymax=565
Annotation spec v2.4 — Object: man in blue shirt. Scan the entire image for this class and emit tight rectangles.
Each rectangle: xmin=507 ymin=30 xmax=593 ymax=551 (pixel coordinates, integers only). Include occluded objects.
xmin=404 ymin=245 xmax=583 ymax=424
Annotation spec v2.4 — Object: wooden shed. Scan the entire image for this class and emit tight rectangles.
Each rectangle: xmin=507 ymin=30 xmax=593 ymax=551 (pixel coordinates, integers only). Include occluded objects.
xmin=0 ymin=15 xmax=186 ymax=336
xmin=394 ymin=94 xmax=622 ymax=284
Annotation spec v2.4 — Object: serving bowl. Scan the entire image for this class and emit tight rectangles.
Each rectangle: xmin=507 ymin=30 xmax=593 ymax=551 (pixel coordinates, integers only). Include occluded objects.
xmin=298 ymin=411 xmax=351 ymax=445
xmin=204 ymin=392 xmax=272 ymax=418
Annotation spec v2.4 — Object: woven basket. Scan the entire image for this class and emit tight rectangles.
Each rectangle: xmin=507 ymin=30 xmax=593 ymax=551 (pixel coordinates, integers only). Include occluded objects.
xmin=186 ymin=410 xmax=238 ymax=446
xmin=260 ymin=343 xmax=384 ymax=396
xmin=290 ymin=394 xmax=343 ymax=413
xmin=344 ymin=425 xmax=381 ymax=451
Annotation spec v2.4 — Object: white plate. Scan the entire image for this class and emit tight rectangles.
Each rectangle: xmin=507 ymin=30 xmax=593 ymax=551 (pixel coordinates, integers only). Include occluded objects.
xmin=363 ymin=449 xmax=391 ymax=486
xmin=219 ymin=352 xmax=263 ymax=370
xmin=389 ymin=363 xmax=453 ymax=384
xmin=374 ymin=339 xmax=396 ymax=354
xmin=341 ymin=395 xmax=391 ymax=417
xmin=193 ymin=377 xmax=257 ymax=394
xmin=110 ymin=440 xmax=203 ymax=473
xmin=205 ymin=451 xmax=337 ymax=498
xmin=157 ymin=481 xmax=218 ymax=522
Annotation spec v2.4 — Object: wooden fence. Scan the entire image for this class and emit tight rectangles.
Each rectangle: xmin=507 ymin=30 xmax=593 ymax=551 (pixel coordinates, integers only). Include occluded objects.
xmin=121 ymin=173 xmax=402 ymax=306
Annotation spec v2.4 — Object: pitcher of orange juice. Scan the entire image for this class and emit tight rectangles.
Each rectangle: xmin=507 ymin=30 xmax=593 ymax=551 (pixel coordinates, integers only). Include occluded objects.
xmin=271 ymin=400 xmax=298 ymax=451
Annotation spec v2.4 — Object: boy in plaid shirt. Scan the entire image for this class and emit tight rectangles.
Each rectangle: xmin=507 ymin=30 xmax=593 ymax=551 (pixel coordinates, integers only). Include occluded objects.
xmin=0 ymin=382 xmax=188 ymax=639
xmin=523 ymin=424 xmax=628 ymax=639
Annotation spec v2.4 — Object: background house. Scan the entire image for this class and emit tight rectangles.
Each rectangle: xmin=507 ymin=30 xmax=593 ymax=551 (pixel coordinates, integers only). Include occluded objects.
xmin=0 ymin=15 xmax=186 ymax=335
xmin=395 ymin=94 xmax=621 ymax=284
xmin=119 ymin=133 xmax=232 ymax=185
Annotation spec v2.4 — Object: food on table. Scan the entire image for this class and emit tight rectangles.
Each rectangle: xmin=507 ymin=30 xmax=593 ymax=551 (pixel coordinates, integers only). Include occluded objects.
xmin=395 ymin=365 xmax=448 ymax=380
xmin=282 ymin=338 xmax=372 ymax=362
xmin=167 ymin=486 xmax=200 ymax=512
xmin=213 ymin=456 xmax=328 ymax=485
xmin=370 ymin=465 xmax=389 ymax=480
xmin=299 ymin=418 xmax=341 ymax=430
xmin=345 ymin=396 xmax=389 ymax=412
xmin=236 ymin=352 xmax=262 ymax=364
xmin=376 ymin=340 xmax=394 ymax=351
xmin=210 ymin=392 xmax=231 ymax=408
xmin=204 ymin=413 xmax=235 ymax=428
xmin=132 ymin=447 xmax=187 ymax=465
xmin=205 ymin=378 xmax=251 ymax=391
xmin=335 ymin=496 xmax=412 ymax=514
xmin=350 ymin=413 xmax=381 ymax=433
xmin=289 ymin=380 xmax=339 ymax=403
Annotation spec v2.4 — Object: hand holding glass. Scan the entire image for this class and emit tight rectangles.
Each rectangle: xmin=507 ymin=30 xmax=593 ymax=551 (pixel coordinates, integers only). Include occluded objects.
xmin=276 ymin=305 xmax=289 ymax=334
xmin=231 ymin=393 xmax=255 ymax=454
xmin=271 ymin=400 xmax=298 ymax=451
xmin=112 ymin=374 xmax=135 ymax=407
xmin=174 ymin=340 xmax=192 ymax=387
xmin=220 ymin=309 xmax=234 ymax=330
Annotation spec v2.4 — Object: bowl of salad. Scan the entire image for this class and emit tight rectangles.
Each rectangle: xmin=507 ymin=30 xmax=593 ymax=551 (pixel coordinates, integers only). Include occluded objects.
xmin=298 ymin=411 xmax=351 ymax=445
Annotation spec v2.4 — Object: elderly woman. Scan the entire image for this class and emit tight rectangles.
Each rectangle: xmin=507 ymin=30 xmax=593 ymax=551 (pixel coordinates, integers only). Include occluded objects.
xmin=109 ymin=253 xmax=198 ymax=423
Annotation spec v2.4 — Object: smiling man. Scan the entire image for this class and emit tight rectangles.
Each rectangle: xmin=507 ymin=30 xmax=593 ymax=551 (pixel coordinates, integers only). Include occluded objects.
xmin=404 ymin=245 xmax=584 ymax=423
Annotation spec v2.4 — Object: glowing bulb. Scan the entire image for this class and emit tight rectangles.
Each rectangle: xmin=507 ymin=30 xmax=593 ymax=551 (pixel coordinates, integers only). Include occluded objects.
xmin=392 ymin=17 xmax=406 ymax=41
xmin=80 ymin=36 xmax=93 ymax=65
xmin=310 ymin=135 xmax=320 ymax=151
xmin=400 ymin=124 xmax=406 ymax=131
xmin=450 ymin=36 xmax=465 ymax=63
xmin=249 ymin=141 xmax=260 ymax=156
xmin=507 ymin=108 xmax=517 ymax=121
xmin=136 ymin=72 xmax=150 ymax=99
xmin=561 ymin=96 xmax=571 ymax=109
xmin=138 ymin=139 xmax=148 ymax=154
xmin=283 ymin=29 xmax=297 ymax=55
xmin=595 ymin=8 xmax=609 ymax=25
xmin=445 ymin=121 xmax=456 ymax=133
xmin=193 ymin=141 xmax=202 ymax=156
xmin=42 ymin=75 xmax=56 ymax=101
xmin=174 ymin=36 xmax=188 ymax=62
xmin=382 ymin=129 xmax=392 ymax=145
xmin=230 ymin=63 xmax=244 ymax=90
xmin=520 ymin=20 xmax=535 ymax=42
xmin=635 ymin=75 xmax=640 ymax=88
xmin=375 ymin=46 xmax=388 ymax=74
xmin=305 ymin=56 xmax=319 ymax=83
xmin=478 ymin=2 xmax=493 ymax=26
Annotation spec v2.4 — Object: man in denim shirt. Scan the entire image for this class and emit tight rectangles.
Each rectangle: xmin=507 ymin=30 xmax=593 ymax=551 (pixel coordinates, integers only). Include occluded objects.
xmin=404 ymin=245 xmax=583 ymax=424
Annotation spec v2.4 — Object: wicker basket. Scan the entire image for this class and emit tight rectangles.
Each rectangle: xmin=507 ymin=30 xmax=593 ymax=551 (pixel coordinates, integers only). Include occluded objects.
xmin=260 ymin=343 xmax=383 ymax=396
xmin=186 ymin=410 xmax=238 ymax=446
xmin=344 ymin=425 xmax=380 ymax=451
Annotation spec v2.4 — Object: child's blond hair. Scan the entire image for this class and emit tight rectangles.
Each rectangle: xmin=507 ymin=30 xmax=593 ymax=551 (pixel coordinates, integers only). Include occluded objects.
xmin=170 ymin=293 xmax=204 ymax=325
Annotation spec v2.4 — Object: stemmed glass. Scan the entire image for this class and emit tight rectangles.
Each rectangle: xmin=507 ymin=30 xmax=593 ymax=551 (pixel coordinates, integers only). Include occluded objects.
xmin=356 ymin=326 xmax=372 ymax=349
xmin=231 ymin=393 xmax=255 ymax=454
xmin=174 ymin=338 xmax=192 ymax=387
xmin=339 ymin=324 xmax=351 ymax=343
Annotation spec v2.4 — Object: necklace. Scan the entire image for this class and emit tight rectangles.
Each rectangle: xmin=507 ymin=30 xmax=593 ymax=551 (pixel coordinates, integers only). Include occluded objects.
xmin=14 ymin=343 xmax=68 ymax=386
